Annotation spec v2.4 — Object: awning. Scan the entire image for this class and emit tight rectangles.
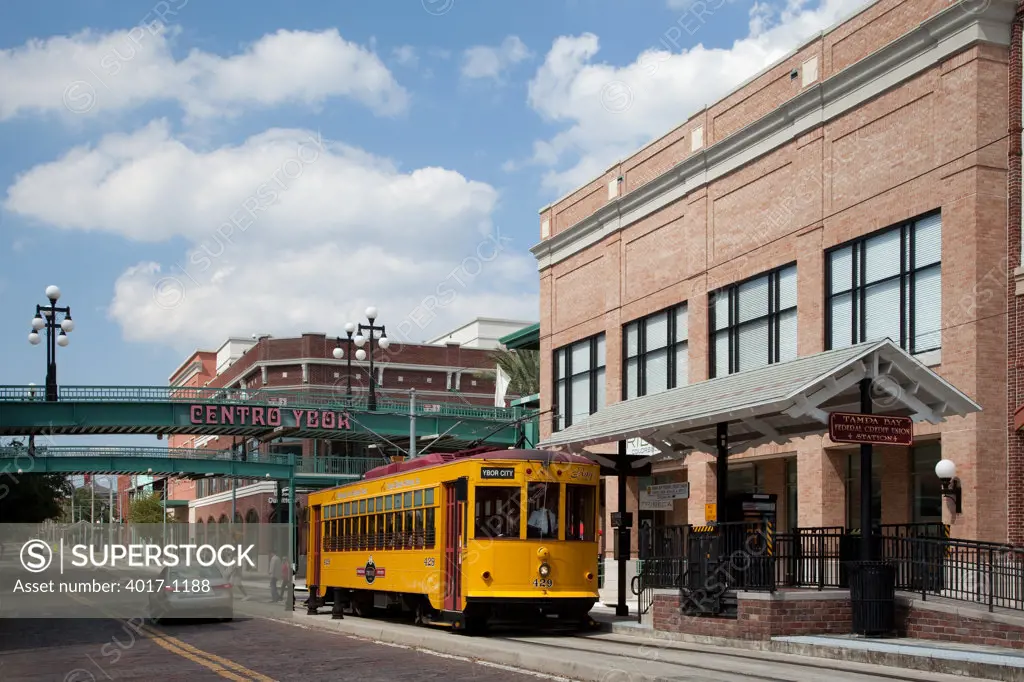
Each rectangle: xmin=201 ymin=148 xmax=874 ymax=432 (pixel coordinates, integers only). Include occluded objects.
xmin=540 ymin=340 xmax=980 ymax=467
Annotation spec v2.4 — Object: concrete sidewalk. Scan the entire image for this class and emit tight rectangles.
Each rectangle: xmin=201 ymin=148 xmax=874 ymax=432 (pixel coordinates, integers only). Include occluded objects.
xmin=597 ymin=614 xmax=1024 ymax=681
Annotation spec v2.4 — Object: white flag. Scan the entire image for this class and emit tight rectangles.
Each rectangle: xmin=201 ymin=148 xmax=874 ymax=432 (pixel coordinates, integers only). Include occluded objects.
xmin=494 ymin=365 xmax=511 ymax=407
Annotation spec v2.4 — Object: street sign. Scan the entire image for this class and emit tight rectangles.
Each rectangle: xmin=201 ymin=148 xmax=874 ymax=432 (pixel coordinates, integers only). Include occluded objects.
xmin=705 ymin=503 xmax=717 ymax=523
xmin=645 ymin=482 xmax=690 ymax=500
xmin=639 ymin=490 xmax=673 ymax=511
xmin=828 ymin=412 xmax=913 ymax=446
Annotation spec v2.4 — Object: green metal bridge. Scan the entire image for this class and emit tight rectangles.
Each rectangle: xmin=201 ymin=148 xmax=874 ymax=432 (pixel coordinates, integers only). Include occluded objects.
xmin=0 ymin=385 xmax=535 ymax=483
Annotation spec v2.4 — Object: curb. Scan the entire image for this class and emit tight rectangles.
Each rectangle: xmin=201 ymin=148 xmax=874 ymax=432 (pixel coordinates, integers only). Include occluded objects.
xmin=600 ymin=621 xmax=1024 ymax=682
xmin=262 ymin=612 xmax=664 ymax=682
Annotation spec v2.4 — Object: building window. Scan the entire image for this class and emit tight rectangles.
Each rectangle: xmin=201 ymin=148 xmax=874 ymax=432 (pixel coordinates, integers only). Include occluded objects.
xmin=553 ymin=333 xmax=606 ymax=431
xmin=624 ymin=304 xmax=688 ymax=399
xmin=911 ymin=442 xmax=943 ymax=523
xmin=826 ymin=211 xmax=941 ymax=354
xmin=710 ymin=264 xmax=797 ymax=378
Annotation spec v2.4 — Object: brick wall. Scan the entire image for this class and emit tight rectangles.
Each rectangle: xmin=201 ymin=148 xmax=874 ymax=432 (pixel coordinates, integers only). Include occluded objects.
xmin=652 ymin=591 xmax=852 ymax=639
xmin=1007 ymin=3 xmax=1024 ymax=547
xmin=899 ymin=597 xmax=1024 ymax=648
xmin=651 ymin=591 xmax=1024 ymax=648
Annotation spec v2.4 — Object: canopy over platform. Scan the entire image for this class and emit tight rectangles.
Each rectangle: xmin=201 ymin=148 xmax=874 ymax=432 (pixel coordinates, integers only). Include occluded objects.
xmin=540 ymin=340 xmax=981 ymax=466
xmin=499 ymin=323 xmax=540 ymax=351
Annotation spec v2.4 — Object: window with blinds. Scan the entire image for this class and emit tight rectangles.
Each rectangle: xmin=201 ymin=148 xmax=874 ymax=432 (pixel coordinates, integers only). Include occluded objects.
xmin=553 ymin=333 xmax=606 ymax=432
xmin=709 ymin=263 xmax=798 ymax=378
xmin=623 ymin=303 xmax=688 ymax=399
xmin=825 ymin=211 xmax=941 ymax=354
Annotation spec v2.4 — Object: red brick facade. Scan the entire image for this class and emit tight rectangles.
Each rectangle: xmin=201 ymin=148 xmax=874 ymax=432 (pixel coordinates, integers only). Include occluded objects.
xmin=206 ymin=333 xmax=506 ymax=407
xmin=537 ymin=0 xmax=1018 ymax=545
xmin=1007 ymin=2 xmax=1024 ymax=547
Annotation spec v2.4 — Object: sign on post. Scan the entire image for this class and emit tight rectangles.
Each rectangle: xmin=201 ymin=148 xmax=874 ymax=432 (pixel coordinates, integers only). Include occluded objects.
xmin=705 ymin=503 xmax=717 ymax=523
xmin=645 ymin=482 xmax=690 ymax=500
xmin=828 ymin=412 xmax=913 ymax=446
xmin=639 ymin=490 xmax=672 ymax=511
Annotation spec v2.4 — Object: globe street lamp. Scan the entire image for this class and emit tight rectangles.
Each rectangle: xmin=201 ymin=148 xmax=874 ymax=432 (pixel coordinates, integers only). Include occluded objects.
xmin=332 ymin=322 xmax=357 ymax=399
xmin=354 ymin=307 xmax=390 ymax=411
xmin=28 ymin=285 xmax=74 ymax=401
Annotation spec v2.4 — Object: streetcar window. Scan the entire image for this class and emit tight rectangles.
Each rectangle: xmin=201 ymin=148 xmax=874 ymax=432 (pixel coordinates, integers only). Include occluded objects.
xmin=376 ymin=496 xmax=384 ymax=511
xmin=385 ymin=496 xmax=393 ymax=511
xmin=394 ymin=494 xmax=402 ymax=510
xmin=404 ymin=492 xmax=413 ymax=509
xmin=385 ymin=513 xmax=395 ymax=548
xmin=474 ymin=486 xmax=520 ymax=539
xmin=425 ymin=507 xmax=436 ymax=548
xmin=414 ymin=509 xmax=424 ymax=549
xmin=345 ymin=502 xmax=351 ymax=516
xmin=360 ymin=500 xmax=366 ymax=514
xmin=565 ymin=484 xmax=596 ymax=541
xmin=425 ymin=488 xmax=435 ymax=506
xmin=526 ymin=483 xmax=560 ymax=540
xmin=414 ymin=490 xmax=423 ymax=507
xmin=404 ymin=508 xmax=414 ymax=549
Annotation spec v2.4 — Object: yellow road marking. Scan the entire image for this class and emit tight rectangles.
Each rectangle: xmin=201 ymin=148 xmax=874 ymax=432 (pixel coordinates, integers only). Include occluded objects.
xmin=66 ymin=591 xmax=276 ymax=682
xmin=139 ymin=623 xmax=277 ymax=682
xmin=145 ymin=632 xmax=252 ymax=682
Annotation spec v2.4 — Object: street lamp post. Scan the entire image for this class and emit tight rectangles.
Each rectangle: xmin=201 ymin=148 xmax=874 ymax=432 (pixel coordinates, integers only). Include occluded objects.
xmin=27 ymin=285 xmax=74 ymax=402
xmin=353 ymin=307 xmax=390 ymax=411
xmin=332 ymin=322 xmax=357 ymax=400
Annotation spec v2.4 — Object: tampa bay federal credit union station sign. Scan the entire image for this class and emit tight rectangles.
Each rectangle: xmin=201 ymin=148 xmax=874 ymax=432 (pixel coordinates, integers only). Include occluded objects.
xmin=188 ymin=404 xmax=352 ymax=430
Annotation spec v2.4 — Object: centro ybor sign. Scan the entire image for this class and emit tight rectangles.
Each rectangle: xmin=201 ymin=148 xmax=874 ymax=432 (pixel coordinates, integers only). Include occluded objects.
xmin=20 ymin=540 xmax=255 ymax=573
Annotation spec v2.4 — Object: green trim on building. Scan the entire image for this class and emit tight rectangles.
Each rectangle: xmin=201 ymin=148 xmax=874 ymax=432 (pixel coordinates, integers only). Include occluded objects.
xmin=499 ymin=323 xmax=540 ymax=350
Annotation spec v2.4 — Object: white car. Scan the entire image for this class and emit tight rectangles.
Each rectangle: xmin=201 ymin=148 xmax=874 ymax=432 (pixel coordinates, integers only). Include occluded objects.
xmin=148 ymin=565 xmax=234 ymax=623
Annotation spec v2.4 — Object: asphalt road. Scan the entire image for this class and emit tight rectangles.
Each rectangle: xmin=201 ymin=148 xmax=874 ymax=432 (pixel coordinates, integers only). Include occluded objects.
xmin=0 ymin=616 xmax=562 ymax=681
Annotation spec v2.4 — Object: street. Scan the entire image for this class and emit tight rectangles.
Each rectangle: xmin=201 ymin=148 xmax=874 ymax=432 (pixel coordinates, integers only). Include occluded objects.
xmin=0 ymin=617 xmax=557 ymax=681
xmin=0 ymin=600 xmax=1000 ymax=682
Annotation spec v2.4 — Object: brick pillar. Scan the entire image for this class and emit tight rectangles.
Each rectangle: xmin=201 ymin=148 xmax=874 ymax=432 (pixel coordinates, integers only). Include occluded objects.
xmin=797 ymin=436 xmax=846 ymax=528
xmin=759 ymin=458 xmax=787 ymax=528
xmin=686 ymin=454 xmax=717 ymax=524
xmin=880 ymin=446 xmax=911 ymax=526
xmin=1008 ymin=3 xmax=1024 ymax=546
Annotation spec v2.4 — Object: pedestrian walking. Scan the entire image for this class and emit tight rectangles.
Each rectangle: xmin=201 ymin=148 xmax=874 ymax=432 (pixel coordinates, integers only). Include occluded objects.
xmin=269 ymin=552 xmax=281 ymax=602
xmin=228 ymin=562 xmax=250 ymax=601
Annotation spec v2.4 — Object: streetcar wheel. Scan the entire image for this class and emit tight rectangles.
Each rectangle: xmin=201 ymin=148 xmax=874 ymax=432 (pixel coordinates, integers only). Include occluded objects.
xmin=413 ymin=601 xmax=431 ymax=626
xmin=351 ymin=593 xmax=371 ymax=617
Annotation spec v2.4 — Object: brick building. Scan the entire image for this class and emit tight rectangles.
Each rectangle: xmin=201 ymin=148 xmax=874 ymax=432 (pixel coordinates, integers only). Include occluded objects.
xmin=531 ymin=0 xmax=1024 ymax=595
xmin=150 ymin=319 xmax=530 ymax=528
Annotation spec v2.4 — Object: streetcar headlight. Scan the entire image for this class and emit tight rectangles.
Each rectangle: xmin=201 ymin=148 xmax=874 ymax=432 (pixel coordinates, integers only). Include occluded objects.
xmin=538 ymin=562 xmax=551 ymax=578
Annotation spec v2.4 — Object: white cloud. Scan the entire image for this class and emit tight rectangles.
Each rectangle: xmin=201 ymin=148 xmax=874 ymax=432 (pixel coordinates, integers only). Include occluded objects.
xmin=0 ymin=26 xmax=408 ymax=121
xmin=461 ymin=36 xmax=532 ymax=81
xmin=4 ymin=122 xmax=538 ymax=350
xmin=392 ymin=45 xmax=418 ymax=68
xmin=520 ymin=0 xmax=855 ymax=195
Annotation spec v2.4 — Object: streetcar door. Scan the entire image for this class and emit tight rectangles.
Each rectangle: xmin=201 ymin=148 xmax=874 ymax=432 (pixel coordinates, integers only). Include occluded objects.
xmin=443 ymin=478 xmax=468 ymax=611
xmin=310 ymin=504 xmax=322 ymax=592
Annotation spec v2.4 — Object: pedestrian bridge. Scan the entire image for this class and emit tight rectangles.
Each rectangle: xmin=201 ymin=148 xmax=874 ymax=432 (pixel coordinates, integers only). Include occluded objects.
xmin=0 ymin=385 xmax=526 ymax=444
xmin=0 ymin=445 xmax=382 ymax=486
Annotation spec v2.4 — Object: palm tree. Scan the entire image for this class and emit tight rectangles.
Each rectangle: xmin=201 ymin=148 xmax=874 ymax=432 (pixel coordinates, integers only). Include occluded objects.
xmin=490 ymin=348 xmax=540 ymax=396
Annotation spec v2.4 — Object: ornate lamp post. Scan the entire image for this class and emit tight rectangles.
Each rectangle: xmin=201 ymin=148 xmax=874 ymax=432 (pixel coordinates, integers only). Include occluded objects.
xmin=27 ymin=285 xmax=74 ymax=402
xmin=353 ymin=307 xmax=390 ymax=411
xmin=332 ymin=322 xmax=357 ymax=399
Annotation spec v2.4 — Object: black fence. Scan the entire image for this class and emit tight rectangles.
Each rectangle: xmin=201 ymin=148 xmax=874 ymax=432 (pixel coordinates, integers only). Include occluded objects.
xmin=635 ymin=521 xmax=1024 ymax=616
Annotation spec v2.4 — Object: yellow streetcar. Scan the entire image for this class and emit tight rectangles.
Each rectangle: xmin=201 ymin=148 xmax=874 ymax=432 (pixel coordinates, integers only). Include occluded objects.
xmin=305 ymin=447 xmax=601 ymax=632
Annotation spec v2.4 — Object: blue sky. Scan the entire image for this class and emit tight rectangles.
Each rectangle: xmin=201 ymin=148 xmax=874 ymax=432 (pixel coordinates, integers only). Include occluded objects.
xmin=0 ymin=0 xmax=857 ymax=450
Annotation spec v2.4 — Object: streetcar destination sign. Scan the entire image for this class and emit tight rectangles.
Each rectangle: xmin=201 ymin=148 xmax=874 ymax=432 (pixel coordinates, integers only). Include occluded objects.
xmin=828 ymin=412 xmax=913 ymax=446
xmin=480 ymin=467 xmax=516 ymax=480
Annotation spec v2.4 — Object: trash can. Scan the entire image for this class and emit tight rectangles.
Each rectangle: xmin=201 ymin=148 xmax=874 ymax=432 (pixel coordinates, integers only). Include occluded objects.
xmin=848 ymin=560 xmax=896 ymax=637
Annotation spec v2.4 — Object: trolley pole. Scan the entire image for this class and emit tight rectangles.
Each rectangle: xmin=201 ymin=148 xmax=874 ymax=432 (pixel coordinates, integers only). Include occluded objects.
xmin=409 ymin=388 xmax=417 ymax=459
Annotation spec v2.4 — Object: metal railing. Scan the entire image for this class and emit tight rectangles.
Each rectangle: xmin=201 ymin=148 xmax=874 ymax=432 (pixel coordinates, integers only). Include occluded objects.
xmin=771 ymin=523 xmax=1024 ymax=613
xmin=0 ymin=446 xmax=379 ymax=477
xmin=0 ymin=385 xmax=527 ymax=421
